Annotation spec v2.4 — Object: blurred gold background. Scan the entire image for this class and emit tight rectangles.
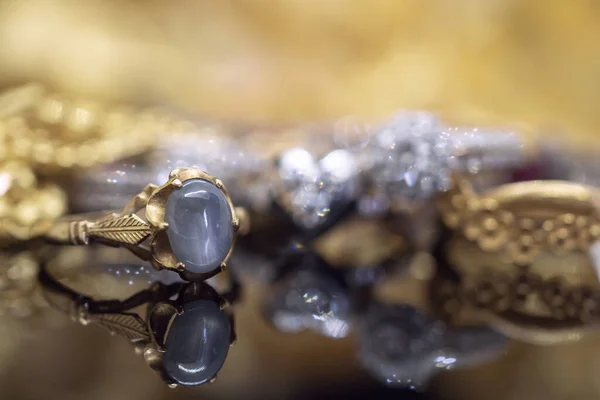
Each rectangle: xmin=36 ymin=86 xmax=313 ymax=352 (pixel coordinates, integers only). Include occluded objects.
xmin=2 ymin=1 xmax=600 ymax=399
xmin=1 ymin=0 xmax=600 ymax=146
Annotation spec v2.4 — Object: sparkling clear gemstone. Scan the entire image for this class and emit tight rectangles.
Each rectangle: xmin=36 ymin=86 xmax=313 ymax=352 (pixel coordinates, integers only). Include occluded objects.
xmin=163 ymin=300 xmax=231 ymax=386
xmin=277 ymin=148 xmax=358 ymax=229
xmin=165 ymin=179 xmax=233 ymax=274
xmin=370 ymin=118 xmax=454 ymax=199
xmin=363 ymin=111 xmax=524 ymax=204
xmin=278 ymin=148 xmax=319 ymax=183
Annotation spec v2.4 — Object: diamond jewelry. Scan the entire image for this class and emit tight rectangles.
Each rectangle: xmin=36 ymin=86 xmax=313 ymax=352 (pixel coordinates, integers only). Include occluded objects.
xmin=360 ymin=110 xmax=525 ymax=213
xmin=274 ymin=147 xmax=359 ymax=229
xmin=270 ymin=111 xmax=525 ymax=226
xmin=32 ymin=168 xmax=248 ymax=282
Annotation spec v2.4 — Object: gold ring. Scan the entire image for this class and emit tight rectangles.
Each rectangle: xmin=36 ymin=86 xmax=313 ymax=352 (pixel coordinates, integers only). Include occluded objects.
xmin=35 ymin=167 xmax=249 ymax=282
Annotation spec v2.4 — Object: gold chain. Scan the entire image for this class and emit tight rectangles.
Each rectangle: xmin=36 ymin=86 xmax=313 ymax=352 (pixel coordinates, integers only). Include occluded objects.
xmin=0 ymin=83 xmax=195 ymax=169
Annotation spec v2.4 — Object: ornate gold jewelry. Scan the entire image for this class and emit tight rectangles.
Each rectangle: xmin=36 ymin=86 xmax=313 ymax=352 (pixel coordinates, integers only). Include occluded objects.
xmin=38 ymin=255 xmax=237 ymax=387
xmin=31 ymin=168 xmax=247 ymax=281
xmin=436 ymin=179 xmax=600 ymax=344
xmin=0 ymin=83 xmax=194 ymax=169
xmin=438 ymin=179 xmax=600 ymax=265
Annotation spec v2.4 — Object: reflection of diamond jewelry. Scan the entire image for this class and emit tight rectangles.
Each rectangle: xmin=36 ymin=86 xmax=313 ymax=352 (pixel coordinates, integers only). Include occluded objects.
xmin=364 ymin=111 xmax=524 ymax=206
xmin=263 ymin=268 xmax=350 ymax=338
xmin=357 ymin=304 xmax=506 ymax=388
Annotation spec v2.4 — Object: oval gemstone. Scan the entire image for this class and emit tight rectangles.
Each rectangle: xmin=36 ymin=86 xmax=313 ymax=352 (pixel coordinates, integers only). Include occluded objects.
xmin=165 ymin=178 xmax=234 ymax=274
xmin=163 ymin=300 xmax=231 ymax=386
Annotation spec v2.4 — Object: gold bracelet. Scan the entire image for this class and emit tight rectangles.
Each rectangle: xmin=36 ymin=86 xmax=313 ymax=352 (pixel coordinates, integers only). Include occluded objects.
xmin=0 ymin=83 xmax=195 ymax=169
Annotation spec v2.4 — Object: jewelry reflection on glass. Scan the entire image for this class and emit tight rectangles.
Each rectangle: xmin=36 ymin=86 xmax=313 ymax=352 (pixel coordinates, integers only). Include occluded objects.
xmin=38 ymin=256 xmax=238 ymax=387
xmin=31 ymin=168 xmax=248 ymax=282
xmin=357 ymin=304 xmax=507 ymax=389
xmin=263 ymin=267 xmax=351 ymax=338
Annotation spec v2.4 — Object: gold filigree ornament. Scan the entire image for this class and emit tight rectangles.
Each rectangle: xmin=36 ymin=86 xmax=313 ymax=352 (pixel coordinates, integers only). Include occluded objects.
xmin=436 ymin=179 xmax=600 ymax=344
xmin=0 ymin=83 xmax=195 ymax=169
xmin=25 ymin=168 xmax=249 ymax=282
xmin=438 ymin=179 xmax=600 ymax=265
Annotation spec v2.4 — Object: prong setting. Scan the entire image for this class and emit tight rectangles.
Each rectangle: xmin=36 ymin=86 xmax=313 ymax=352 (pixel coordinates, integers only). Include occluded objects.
xmin=146 ymin=168 xmax=241 ymax=278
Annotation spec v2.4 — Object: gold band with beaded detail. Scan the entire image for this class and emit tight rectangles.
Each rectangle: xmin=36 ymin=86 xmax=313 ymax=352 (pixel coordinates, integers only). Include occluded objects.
xmin=436 ymin=178 xmax=600 ymax=344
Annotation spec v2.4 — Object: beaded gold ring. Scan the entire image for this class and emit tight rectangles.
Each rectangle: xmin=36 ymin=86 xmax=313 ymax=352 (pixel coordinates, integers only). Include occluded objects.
xmin=435 ymin=179 xmax=600 ymax=344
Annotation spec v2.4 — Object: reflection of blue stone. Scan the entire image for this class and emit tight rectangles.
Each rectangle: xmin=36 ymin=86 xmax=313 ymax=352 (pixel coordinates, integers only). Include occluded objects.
xmin=165 ymin=179 xmax=233 ymax=274
xmin=163 ymin=300 xmax=231 ymax=386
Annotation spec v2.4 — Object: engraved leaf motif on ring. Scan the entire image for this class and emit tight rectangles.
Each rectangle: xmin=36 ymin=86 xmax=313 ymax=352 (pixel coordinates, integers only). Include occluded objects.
xmin=88 ymin=214 xmax=152 ymax=245
xmin=92 ymin=312 xmax=151 ymax=341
